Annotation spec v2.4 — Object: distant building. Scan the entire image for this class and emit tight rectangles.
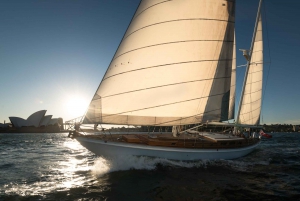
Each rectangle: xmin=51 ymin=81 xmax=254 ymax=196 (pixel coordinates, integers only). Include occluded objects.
xmin=9 ymin=110 xmax=47 ymax=127
xmin=1 ymin=110 xmax=64 ymax=133
xmin=0 ymin=123 xmax=9 ymax=128
xmin=40 ymin=115 xmax=53 ymax=127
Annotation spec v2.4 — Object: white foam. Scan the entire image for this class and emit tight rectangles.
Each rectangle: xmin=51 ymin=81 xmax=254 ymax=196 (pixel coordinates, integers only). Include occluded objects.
xmin=91 ymin=155 xmax=222 ymax=176
xmin=91 ymin=155 xmax=273 ymax=176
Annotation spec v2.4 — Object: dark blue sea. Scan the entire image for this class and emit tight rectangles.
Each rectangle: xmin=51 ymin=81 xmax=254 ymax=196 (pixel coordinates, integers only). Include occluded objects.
xmin=0 ymin=133 xmax=299 ymax=201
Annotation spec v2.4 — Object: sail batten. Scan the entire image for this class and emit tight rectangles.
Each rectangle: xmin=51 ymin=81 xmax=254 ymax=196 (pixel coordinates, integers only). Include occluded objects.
xmin=133 ymin=0 xmax=172 ymax=20
xmin=113 ymin=40 xmax=234 ymax=61
xmin=84 ymin=0 xmax=235 ymax=126
xmin=101 ymin=76 xmax=231 ymax=99
xmin=122 ymin=18 xmax=235 ymax=42
xmin=86 ymin=106 xmax=227 ymax=126
xmin=103 ymin=59 xmax=233 ymax=81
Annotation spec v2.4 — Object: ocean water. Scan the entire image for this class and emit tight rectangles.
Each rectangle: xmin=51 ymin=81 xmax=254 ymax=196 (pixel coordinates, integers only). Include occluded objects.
xmin=0 ymin=133 xmax=299 ymax=201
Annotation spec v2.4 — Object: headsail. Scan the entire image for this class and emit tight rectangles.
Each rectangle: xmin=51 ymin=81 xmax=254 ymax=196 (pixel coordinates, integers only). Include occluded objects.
xmin=238 ymin=14 xmax=263 ymax=125
xmin=84 ymin=0 xmax=235 ymax=126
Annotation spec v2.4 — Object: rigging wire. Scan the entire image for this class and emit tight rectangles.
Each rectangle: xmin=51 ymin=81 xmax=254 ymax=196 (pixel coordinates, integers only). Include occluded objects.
xmin=261 ymin=0 xmax=272 ymax=124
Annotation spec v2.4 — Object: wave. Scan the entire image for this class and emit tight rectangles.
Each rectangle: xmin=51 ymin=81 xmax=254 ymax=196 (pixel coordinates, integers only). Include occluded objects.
xmin=91 ymin=154 xmax=274 ymax=177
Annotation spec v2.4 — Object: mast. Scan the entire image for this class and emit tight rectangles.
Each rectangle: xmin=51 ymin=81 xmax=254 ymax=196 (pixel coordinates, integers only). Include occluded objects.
xmin=228 ymin=31 xmax=236 ymax=120
xmin=236 ymin=0 xmax=263 ymax=125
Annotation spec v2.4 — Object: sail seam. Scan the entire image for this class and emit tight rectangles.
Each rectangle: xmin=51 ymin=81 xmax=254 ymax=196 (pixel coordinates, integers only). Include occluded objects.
xmin=244 ymin=88 xmax=262 ymax=96
xmin=104 ymin=59 xmax=232 ymax=81
xmin=133 ymin=0 xmax=172 ymax=20
xmin=245 ymin=79 xmax=262 ymax=86
xmin=151 ymin=110 xmax=221 ymax=125
xmin=241 ymin=98 xmax=261 ymax=106
xmin=101 ymin=76 xmax=231 ymax=99
xmin=247 ymin=69 xmax=263 ymax=75
xmin=240 ymin=106 xmax=260 ymax=115
xmin=113 ymin=40 xmax=234 ymax=61
xmin=240 ymin=114 xmax=260 ymax=123
xmin=123 ymin=18 xmax=235 ymax=40
xmin=251 ymin=50 xmax=263 ymax=54
xmin=101 ymin=92 xmax=227 ymax=118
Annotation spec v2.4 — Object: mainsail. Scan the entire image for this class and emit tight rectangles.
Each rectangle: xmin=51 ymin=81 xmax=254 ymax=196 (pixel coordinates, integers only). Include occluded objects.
xmin=238 ymin=14 xmax=263 ymax=125
xmin=84 ymin=0 xmax=235 ymax=126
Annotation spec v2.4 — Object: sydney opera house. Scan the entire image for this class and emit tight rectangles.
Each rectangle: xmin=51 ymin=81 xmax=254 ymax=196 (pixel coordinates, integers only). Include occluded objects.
xmin=0 ymin=110 xmax=63 ymax=133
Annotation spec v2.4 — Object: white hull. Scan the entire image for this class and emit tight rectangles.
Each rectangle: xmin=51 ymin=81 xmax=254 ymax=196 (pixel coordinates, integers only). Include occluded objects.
xmin=76 ymin=137 xmax=260 ymax=161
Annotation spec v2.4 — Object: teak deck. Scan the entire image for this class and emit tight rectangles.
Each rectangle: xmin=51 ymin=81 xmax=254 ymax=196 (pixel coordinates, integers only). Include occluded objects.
xmin=80 ymin=132 xmax=260 ymax=149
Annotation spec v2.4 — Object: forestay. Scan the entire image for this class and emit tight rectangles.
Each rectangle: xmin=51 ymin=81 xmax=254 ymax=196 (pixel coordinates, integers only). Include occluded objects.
xmin=84 ymin=0 xmax=235 ymax=126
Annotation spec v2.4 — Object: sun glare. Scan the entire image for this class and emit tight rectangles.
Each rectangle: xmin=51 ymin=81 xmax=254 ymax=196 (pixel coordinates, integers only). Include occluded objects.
xmin=64 ymin=95 xmax=89 ymax=119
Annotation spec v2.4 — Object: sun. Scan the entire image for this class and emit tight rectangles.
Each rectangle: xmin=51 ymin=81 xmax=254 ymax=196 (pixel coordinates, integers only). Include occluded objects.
xmin=64 ymin=95 xmax=89 ymax=119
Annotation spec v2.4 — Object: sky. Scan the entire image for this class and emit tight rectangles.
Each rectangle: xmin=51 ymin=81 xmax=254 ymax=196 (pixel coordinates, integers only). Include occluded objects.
xmin=0 ymin=0 xmax=300 ymax=125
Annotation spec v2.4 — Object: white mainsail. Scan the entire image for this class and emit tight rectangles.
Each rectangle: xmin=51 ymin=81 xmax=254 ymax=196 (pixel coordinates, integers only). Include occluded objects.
xmin=84 ymin=0 xmax=235 ymax=126
xmin=238 ymin=14 xmax=263 ymax=125
xmin=228 ymin=32 xmax=236 ymax=120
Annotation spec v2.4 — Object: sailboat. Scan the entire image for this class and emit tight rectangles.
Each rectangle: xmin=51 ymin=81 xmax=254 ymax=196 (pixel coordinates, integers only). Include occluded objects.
xmin=70 ymin=0 xmax=265 ymax=160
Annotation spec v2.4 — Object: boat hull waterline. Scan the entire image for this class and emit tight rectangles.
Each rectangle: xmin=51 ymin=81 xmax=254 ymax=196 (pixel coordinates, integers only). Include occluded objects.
xmin=76 ymin=137 xmax=261 ymax=161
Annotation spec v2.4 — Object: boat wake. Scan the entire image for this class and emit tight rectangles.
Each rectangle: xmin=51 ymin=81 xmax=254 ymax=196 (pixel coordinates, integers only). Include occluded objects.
xmin=91 ymin=154 xmax=272 ymax=176
xmin=91 ymin=155 xmax=192 ymax=176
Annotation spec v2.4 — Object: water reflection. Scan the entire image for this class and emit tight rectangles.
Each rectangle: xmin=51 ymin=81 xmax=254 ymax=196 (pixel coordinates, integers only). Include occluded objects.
xmin=1 ymin=134 xmax=101 ymax=196
xmin=1 ymin=133 xmax=300 ymax=200
xmin=63 ymin=140 xmax=82 ymax=150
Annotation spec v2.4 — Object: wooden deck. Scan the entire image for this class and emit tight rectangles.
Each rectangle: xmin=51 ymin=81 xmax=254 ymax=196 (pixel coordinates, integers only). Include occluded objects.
xmin=79 ymin=132 xmax=260 ymax=149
